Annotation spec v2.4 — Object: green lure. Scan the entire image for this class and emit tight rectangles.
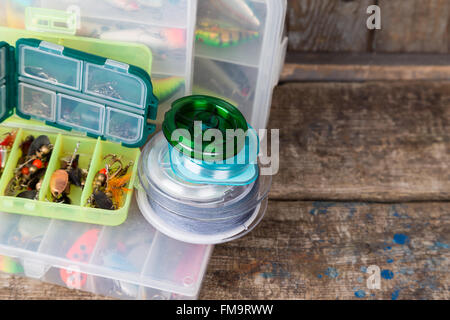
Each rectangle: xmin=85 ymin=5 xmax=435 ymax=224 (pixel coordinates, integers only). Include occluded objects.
xmin=153 ymin=77 xmax=185 ymax=103
xmin=0 ymin=255 xmax=24 ymax=274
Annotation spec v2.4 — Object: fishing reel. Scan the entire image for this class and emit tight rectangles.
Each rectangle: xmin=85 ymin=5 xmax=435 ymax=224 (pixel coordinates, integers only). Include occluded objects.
xmin=137 ymin=95 xmax=271 ymax=245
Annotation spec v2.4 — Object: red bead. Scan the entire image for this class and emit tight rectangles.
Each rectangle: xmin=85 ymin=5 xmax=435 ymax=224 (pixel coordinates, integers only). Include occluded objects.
xmin=32 ymin=159 xmax=43 ymax=169
xmin=22 ymin=167 xmax=30 ymax=175
xmin=99 ymin=168 xmax=107 ymax=175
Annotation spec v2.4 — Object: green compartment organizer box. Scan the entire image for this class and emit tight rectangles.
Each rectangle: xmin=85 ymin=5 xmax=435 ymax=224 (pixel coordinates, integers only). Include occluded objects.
xmin=0 ymin=38 xmax=159 ymax=226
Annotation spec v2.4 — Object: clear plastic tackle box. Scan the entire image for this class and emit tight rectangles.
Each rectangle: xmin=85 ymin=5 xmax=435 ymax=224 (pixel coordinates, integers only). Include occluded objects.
xmin=0 ymin=0 xmax=287 ymax=299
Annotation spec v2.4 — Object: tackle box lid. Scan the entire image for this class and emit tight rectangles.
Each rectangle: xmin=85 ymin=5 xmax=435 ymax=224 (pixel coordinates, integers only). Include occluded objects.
xmin=0 ymin=36 xmax=158 ymax=148
xmin=0 ymin=193 xmax=213 ymax=299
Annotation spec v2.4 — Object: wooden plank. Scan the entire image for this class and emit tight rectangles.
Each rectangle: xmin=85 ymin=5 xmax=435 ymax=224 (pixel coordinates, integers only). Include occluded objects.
xmin=374 ymin=0 xmax=449 ymax=53
xmin=282 ymin=53 xmax=450 ymax=82
xmin=1 ymin=200 xmax=448 ymax=300
xmin=199 ymin=201 xmax=450 ymax=300
xmin=269 ymin=81 xmax=450 ymax=201
xmin=287 ymin=0 xmax=371 ymax=52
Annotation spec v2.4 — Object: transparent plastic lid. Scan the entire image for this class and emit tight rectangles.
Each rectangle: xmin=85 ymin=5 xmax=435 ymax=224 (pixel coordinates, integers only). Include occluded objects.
xmin=19 ymin=43 xmax=83 ymax=91
xmin=3 ymin=38 xmax=158 ymax=148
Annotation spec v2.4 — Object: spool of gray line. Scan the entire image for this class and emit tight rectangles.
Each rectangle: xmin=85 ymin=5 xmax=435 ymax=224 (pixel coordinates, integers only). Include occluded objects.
xmin=137 ymin=132 xmax=271 ymax=245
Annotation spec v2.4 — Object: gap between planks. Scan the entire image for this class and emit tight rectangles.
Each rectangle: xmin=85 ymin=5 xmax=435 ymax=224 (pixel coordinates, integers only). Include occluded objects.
xmin=281 ymin=53 xmax=450 ymax=82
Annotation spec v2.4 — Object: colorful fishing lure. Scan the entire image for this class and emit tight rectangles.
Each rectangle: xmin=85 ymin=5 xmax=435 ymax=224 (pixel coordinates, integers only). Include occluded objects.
xmin=60 ymin=228 xmax=100 ymax=289
xmin=208 ymin=0 xmax=261 ymax=30
xmin=153 ymin=77 xmax=184 ymax=103
xmin=0 ymin=255 xmax=24 ymax=274
xmin=196 ymin=21 xmax=259 ymax=47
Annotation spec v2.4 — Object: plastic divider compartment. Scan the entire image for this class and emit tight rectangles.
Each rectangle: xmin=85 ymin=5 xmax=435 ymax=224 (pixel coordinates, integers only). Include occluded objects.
xmin=18 ymin=82 xmax=57 ymax=122
xmin=84 ymin=62 xmax=147 ymax=109
xmin=40 ymin=135 xmax=96 ymax=206
xmin=143 ymin=233 xmax=209 ymax=289
xmin=104 ymin=108 xmax=144 ymax=145
xmin=195 ymin=0 xmax=267 ymax=67
xmin=193 ymin=57 xmax=258 ymax=121
xmin=40 ymin=0 xmax=189 ymax=28
xmin=80 ymin=137 xmax=139 ymax=212
xmin=0 ymin=126 xmax=22 ymax=181
xmin=91 ymin=275 xmax=141 ymax=300
xmin=38 ymin=219 xmax=101 ymax=260
xmin=19 ymin=43 xmax=82 ymax=91
xmin=0 ymin=213 xmax=51 ymax=252
xmin=152 ymin=74 xmax=185 ymax=124
xmin=0 ymin=129 xmax=59 ymax=206
xmin=140 ymin=287 xmax=185 ymax=300
xmin=40 ymin=267 xmax=98 ymax=294
xmin=90 ymin=200 xmax=156 ymax=274
xmin=57 ymin=94 xmax=105 ymax=135
xmin=76 ymin=17 xmax=187 ymax=77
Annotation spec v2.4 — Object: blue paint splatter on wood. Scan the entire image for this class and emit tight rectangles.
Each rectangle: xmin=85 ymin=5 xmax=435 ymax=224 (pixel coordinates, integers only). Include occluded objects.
xmin=324 ymin=267 xmax=339 ymax=279
xmin=391 ymin=290 xmax=400 ymax=300
xmin=384 ymin=246 xmax=392 ymax=251
xmin=357 ymin=276 xmax=363 ymax=283
xmin=393 ymin=234 xmax=409 ymax=245
xmin=381 ymin=269 xmax=394 ymax=280
xmin=360 ymin=266 xmax=367 ymax=273
xmin=354 ymin=290 xmax=366 ymax=298
xmin=309 ymin=202 xmax=336 ymax=216
xmin=317 ymin=274 xmax=323 ymax=279
xmin=387 ymin=258 xmax=394 ymax=264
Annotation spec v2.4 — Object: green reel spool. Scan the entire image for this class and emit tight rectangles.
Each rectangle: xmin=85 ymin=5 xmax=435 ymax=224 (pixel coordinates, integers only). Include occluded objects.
xmin=163 ymin=95 xmax=248 ymax=161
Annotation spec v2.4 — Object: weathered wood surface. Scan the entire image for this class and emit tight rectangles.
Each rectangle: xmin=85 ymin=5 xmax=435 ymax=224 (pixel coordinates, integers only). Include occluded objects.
xmin=287 ymin=0 xmax=450 ymax=54
xmin=270 ymin=81 xmax=450 ymax=201
xmin=0 ymin=80 xmax=449 ymax=300
xmin=374 ymin=0 xmax=449 ymax=53
xmin=287 ymin=0 xmax=371 ymax=53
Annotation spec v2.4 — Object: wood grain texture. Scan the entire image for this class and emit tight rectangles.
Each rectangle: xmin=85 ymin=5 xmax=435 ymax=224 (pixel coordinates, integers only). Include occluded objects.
xmin=287 ymin=0 xmax=371 ymax=52
xmin=269 ymin=81 xmax=450 ymax=201
xmin=374 ymin=0 xmax=449 ymax=53
xmin=199 ymin=201 xmax=449 ymax=300
xmin=0 ymin=81 xmax=449 ymax=300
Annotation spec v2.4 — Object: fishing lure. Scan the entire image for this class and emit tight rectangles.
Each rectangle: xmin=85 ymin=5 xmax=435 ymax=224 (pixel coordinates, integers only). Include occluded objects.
xmin=49 ymin=142 xmax=87 ymax=204
xmin=60 ymin=228 xmax=100 ymax=289
xmin=99 ymin=27 xmax=185 ymax=59
xmin=0 ymin=256 xmax=24 ymax=275
xmin=153 ymin=77 xmax=184 ymax=103
xmin=196 ymin=59 xmax=253 ymax=100
xmin=196 ymin=21 xmax=259 ymax=47
xmin=88 ymin=155 xmax=132 ymax=210
xmin=0 ymin=130 xmax=17 ymax=172
xmin=104 ymin=0 xmax=140 ymax=11
xmin=209 ymin=0 xmax=261 ymax=30
xmin=5 ymin=135 xmax=53 ymax=198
